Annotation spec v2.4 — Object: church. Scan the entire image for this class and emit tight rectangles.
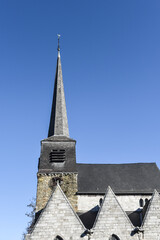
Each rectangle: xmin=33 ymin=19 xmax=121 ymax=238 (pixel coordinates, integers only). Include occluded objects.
xmin=25 ymin=39 xmax=160 ymax=240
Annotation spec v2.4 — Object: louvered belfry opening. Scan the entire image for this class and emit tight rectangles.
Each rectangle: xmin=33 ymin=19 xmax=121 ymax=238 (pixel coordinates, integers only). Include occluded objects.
xmin=49 ymin=149 xmax=66 ymax=162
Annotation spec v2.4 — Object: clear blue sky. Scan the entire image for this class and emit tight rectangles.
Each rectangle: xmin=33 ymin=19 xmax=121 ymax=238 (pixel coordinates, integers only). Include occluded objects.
xmin=0 ymin=0 xmax=160 ymax=239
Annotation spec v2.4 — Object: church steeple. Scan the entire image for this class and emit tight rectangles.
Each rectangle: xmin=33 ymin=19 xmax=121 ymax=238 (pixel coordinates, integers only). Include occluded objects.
xmin=48 ymin=35 xmax=69 ymax=137
xmin=37 ymin=38 xmax=77 ymax=213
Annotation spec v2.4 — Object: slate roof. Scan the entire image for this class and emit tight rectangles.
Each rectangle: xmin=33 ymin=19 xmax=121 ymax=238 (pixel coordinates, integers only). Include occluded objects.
xmin=48 ymin=49 xmax=69 ymax=138
xmin=127 ymin=211 xmax=141 ymax=227
xmin=78 ymin=206 xmax=99 ymax=229
xmin=77 ymin=163 xmax=160 ymax=194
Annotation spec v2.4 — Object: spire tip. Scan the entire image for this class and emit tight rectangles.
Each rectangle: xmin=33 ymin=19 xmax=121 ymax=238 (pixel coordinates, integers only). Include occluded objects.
xmin=57 ymin=34 xmax=60 ymax=52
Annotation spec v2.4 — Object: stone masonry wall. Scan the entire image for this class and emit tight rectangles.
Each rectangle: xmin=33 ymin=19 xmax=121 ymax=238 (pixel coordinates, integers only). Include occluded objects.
xmin=78 ymin=194 xmax=151 ymax=212
xmin=142 ymin=190 xmax=160 ymax=239
xmin=36 ymin=173 xmax=78 ymax=212
xmin=92 ymin=187 xmax=139 ymax=240
xmin=26 ymin=184 xmax=86 ymax=240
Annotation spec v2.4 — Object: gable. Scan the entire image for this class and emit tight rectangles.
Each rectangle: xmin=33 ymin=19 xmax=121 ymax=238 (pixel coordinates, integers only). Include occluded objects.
xmin=142 ymin=190 xmax=160 ymax=239
xmin=26 ymin=184 xmax=86 ymax=240
xmin=92 ymin=187 xmax=138 ymax=240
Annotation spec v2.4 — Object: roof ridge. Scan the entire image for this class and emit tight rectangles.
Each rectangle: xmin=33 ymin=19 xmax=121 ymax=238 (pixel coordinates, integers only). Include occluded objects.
xmin=77 ymin=162 xmax=156 ymax=165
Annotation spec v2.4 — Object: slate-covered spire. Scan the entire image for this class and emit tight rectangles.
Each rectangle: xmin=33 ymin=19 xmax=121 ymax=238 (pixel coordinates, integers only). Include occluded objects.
xmin=48 ymin=35 xmax=69 ymax=137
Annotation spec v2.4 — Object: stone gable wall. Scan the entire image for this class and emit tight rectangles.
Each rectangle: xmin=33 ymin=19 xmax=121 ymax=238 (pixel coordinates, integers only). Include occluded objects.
xmin=33 ymin=183 xmax=160 ymax=240
xmin=142 ymin=190 xmax=160 ymax=239
xmin=27 ymin=185 xmax=86 ymax=240
xmin=92 ymin=187 xmax=139 ymax=240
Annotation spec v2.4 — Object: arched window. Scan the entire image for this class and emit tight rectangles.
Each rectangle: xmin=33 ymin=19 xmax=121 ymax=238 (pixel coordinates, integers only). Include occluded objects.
xmin=139 ymin=198 xmax=144 ymax=207
xmin=145 ymin=198 xmax=149 ymax=204
xmin=54 ymin=235 xmax=63 ymax=240
xmin=99 ymin=198 xmax=103 ymax=206
xmin=110 ymin=234 xmax=120 ymax=240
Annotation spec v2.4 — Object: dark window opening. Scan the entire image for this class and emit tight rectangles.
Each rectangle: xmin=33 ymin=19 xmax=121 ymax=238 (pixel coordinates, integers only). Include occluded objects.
xmin=145 ymin=198 xmax=149 ymax=204
xmin=54 ymin=235 xmax=63 ymax=240
xmin=99 ymin=198 xmax=103 ymax=206
xmin=111 ymin=234 xmax=120 ymax=240
xmin=139 ymin=198 xmax=144 ymax=208
xmin=49 ymin=149 xmax=65 ymax=162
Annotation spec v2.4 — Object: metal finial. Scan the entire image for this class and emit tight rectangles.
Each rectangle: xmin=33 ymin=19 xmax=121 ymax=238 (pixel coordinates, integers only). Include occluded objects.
xmin=57 ymin=34 xmax=60 ymax=51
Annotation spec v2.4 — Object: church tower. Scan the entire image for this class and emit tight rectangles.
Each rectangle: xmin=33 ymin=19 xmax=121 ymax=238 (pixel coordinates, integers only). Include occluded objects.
xmin=36 ymin=36 xmax=78 ymax=213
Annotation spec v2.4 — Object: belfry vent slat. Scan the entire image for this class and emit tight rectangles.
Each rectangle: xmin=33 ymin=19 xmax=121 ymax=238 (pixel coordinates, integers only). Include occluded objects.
xmin=49 ymin=150 xmax=66 ymax=162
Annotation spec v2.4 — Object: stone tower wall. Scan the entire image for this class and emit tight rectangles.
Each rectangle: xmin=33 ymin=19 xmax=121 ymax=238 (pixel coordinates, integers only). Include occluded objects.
xmin=36 ymin=173 xmax=78 ymax=212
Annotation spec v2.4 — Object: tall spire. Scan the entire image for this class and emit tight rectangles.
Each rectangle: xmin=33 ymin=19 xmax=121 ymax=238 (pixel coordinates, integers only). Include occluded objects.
xmin=48 ymin=35 xmax=69 ymax=137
